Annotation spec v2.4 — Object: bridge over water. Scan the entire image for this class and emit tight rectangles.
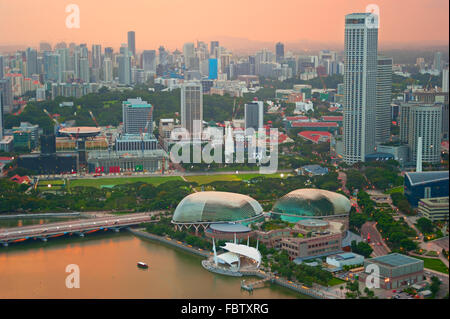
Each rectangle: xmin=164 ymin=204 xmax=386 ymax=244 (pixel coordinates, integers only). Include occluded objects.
xmin=0 ymin=213 xmax=154 ymax=247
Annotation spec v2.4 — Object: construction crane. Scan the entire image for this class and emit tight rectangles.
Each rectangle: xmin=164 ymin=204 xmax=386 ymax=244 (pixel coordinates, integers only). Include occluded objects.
xmin=232 ymin=97 xmax=242 ymax=122
xmin=89 ymin=110 xmax=99 ymax=127
xmin=143 ymin=107 xmax=154 ymax=135
xmin=43 ymin=109 xmax=59 ymax=126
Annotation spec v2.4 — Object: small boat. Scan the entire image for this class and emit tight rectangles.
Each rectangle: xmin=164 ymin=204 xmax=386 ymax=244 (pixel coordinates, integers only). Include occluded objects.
xmin=137 ymin=262 xmax=148 ymax=269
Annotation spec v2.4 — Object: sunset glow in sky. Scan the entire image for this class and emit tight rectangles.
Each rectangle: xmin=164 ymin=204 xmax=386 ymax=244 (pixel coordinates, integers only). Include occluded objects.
xmin=0 ymin=0 xmax=448 ymax=51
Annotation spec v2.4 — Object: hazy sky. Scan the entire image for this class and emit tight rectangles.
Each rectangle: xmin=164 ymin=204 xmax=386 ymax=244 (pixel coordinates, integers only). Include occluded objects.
xmin=0 ymin=0 xmax=448 ymax=51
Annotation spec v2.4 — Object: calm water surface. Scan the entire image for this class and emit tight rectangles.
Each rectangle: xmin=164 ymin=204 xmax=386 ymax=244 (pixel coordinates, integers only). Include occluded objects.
xmin=0 ymin=232 xmax=309 ymax=299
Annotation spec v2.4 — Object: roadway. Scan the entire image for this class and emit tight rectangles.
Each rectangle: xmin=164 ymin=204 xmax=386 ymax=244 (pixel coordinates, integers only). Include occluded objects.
xmin=0 ymin=213 xmax=154 ymax=244
xmin=361 ymin=221 xmax=391 ymax=257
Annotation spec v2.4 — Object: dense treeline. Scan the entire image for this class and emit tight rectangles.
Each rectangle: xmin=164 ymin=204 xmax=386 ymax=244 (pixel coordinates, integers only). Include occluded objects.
xmin=0 ymin=179 xmax=194 ymax=213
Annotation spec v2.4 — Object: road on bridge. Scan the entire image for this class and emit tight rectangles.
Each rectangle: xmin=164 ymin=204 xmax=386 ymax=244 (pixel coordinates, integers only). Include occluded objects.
xmin=0 ymin=213 xmax=154 ymax=242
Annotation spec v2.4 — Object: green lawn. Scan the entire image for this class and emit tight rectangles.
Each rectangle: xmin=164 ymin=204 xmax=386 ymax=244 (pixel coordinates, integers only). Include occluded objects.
xmin=39 ymin=172 xmax=291 ymax=189
xmin=384 ymin=186 xmax=404 ymax=195
xmin=67 ymin=176 xmax=182 ymax=188
xmin=328 ymin=277 xmax=347 ymax=286
xmin=185 ymin=173 xmax=290 ymax=185
xmin=414 ymin=256 xmax=449 ymax=274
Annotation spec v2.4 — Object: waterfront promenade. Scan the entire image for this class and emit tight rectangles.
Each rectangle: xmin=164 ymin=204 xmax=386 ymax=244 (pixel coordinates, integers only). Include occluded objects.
xmin=129 ymin=228 xmax=339 ymax=299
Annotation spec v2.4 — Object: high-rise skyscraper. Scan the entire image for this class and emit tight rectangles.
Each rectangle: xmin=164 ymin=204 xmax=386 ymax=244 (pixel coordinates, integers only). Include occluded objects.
xmin=442 ymin=68 xmax=449 ymax=93
xmin=118 ymin=47 xmax=132 ymax=85
xmin=0 ymin=55 xmax=4 ymax=79
xmin=433 ymin=51 xmax=442 ymax=72
xmin=401 ymin=103 xmax=443 ymax=165
xmin=245 ymin=100 xmax=264 ymax=132
xmin=142 ymin=50 xmax=157 ymax=73
xmin=181 ymin=81 xmax=203 ymax=137
xmin=208 ymin=58 xmax=218 ymax=79
xmin=0 ymin=92 xmax=3 ymax=140
xmin=122 ymin=98 xmax=153 ymax=134
xmin=103 ymin=58 xmax=113 ymax=82
xmin=26 ymin=48 xmax=38 ymax=77
xmin=0 ymin=78 xmax=13 ymax=113
xmin=275 ymin=42 xmax=284 ymax=63
xmin=210 ymin=41 xmax=219 ymax=57
xmin=183 ymin=43 xmax=195 ymax=69
xmin=376 ymin=56 xmax=393 ymax=143
xmin=44 ymin=53 xmax=62 ymax=82
xmin=343 ymin=13 xmax=379 ymax=164
xmin=92 ymin=44 xmax=102 ymax=69
xmin=79 ymin=57 xmax=90 ymax=83
xmin=127 ymin=31 xmax=136 ymax=57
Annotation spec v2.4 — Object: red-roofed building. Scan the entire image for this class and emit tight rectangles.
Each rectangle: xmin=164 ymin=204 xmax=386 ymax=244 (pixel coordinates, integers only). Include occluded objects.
xmin=328 ymin=106 xmax=339 ymax=112
xmin=286 ymin=116 xmax=309 ymax=121
xmin=9 ymin=174 xmax=31 ymax=185
xmin=321 ymin=116 xmax=343 ymax=122
xmin=298 ymin=131 xmax=332 ymax=144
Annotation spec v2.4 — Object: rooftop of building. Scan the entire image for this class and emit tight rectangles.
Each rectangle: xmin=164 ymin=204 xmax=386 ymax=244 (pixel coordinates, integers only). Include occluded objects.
xmin=405 ymin=171 xmax=449 ymax=186
xmin=298 ymin=131 xmax=332 ymax=143
xmin=367 ymin=253 xmax=423 ymax=268
xmin=301 ymin=164 xmax=329 ymax=175
xmin=327 ymin=252 xmax=364 ymax=261
xmin=122 ymin=98 xmax=152 ymax=108
xmin=88 ymin=149 xmax=168 ymax=159
xmin=297 ymin=219 xmax=328 ymax=228
xmin=209 ymin=223 xmax=252 ymax=233
xmin=116 ymin=133 xmax=157 ymax=141
xmin=321 ymin=116 xmax=343 ymax=121
xmin=419 ymin=196 xmax=449 ymax=206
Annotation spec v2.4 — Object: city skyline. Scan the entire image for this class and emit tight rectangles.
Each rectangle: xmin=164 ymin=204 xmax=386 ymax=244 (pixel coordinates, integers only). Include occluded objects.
xmin=0 ymin=0 xmax=448 ymax=53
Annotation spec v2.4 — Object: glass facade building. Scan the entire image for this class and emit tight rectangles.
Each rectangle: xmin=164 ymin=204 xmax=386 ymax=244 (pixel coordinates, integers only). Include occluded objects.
xmin=272 ymin=189 xmax=351 ymax=219
xmin=172 ymin=191 xmax=263 ymax=224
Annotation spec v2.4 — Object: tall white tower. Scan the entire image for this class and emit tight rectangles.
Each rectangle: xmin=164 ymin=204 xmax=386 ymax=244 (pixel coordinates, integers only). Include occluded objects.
xmin=343 ymin=13 xmax=379 ymax=164
xmin=416 ymin=136 xmax=423 ymax=172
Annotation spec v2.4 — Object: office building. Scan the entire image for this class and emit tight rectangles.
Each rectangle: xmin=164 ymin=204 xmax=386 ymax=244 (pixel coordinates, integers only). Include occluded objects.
xmin=359 ymin=253 xmax=424 ymax=290
xmin=400 ymin=103 xmax=442 ymax=165
xmin=142 ymin=50 xmax=157 ymax=73
xmin=343 ymin=13 xmax=378 ymax=164
xmin=433 ymin=52 xmax=441 ymax=72
xmin=115 ymin=133 xmax=158 ymax=152
xmin=0 ymin=78 xmax=13 ymax=113
xmin=87 ymin=149 xmax=168 ymax=174
xmin=91 ymin=44 xmax=102 ymax=69
xmin=122 ymin=98 xmax=153 ymax=134
xmin=376 ymin=56 xmax=393 ymax=143
xmin=183 ymin=42 xmax=195 ymax=69
xmin=244 ymin=100 xmax=264 ymax=132
xmin=208 ymin=58 xmax=218 ymax=79
xmin=26 ymin=48 xmax=38 ymax=77
xmin=181 ymin=81 xmax=203 ymax=137
xmin=103 ymin=58 xmax=113 ymax=82
xmin=79 ymin=57 xmax=90 ymax=83
xmin=0 ymin=55 xmax=4 ymax=79
xmin=405 ymin=171 xmax=449 ymax=206
xmin=418 ymin=197 xmax=449 ymax=222
xmin=326 ymin=252 xmax=365 ymax=268
xmin=275 ymin=42 xmax=284 ymax=63
xmin=210 ymin=41 xmax=219 ymax=57
xmin=127 ymin=31 xmax=136 ymax=57
xmin=443 ymin=68 xmax=449 ymax=93
xmin=0 ymin=92 xmax=3 ymax=140
xmin=118 ymin=54 xmax=132 ymax=85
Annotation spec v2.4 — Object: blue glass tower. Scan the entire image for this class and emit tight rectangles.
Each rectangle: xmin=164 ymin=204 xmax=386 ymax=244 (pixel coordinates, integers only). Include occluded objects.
xmin=208 ymin=58 xmax=218 ymax=80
